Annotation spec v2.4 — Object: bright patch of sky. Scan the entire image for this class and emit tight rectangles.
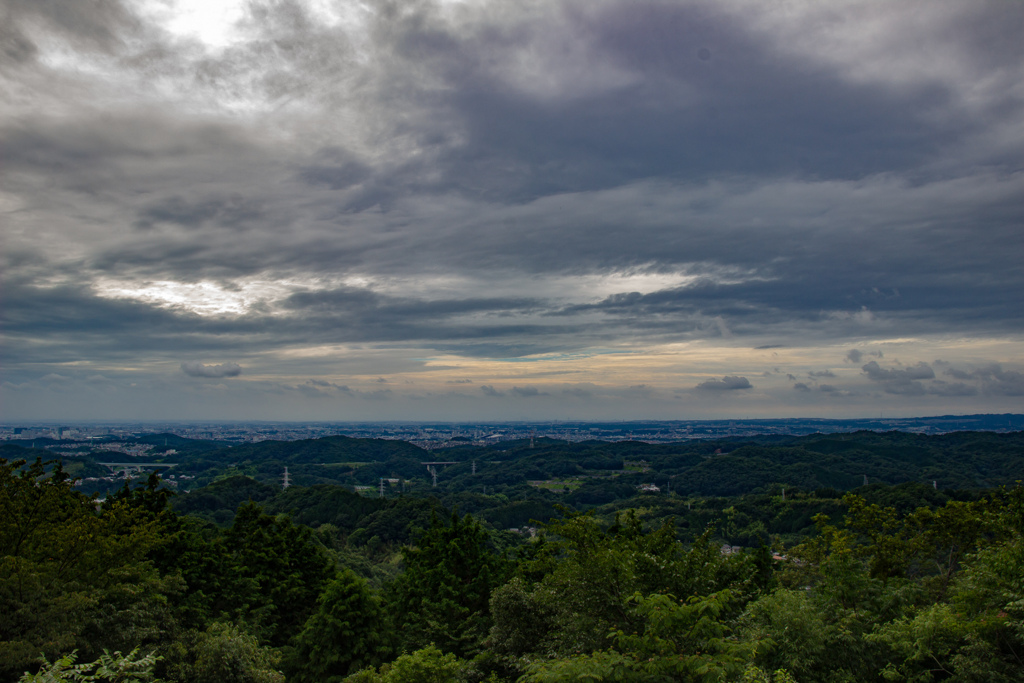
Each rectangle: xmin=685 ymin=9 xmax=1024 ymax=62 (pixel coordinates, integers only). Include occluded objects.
xmin=140 ymin=0 xmax=248 ymax=50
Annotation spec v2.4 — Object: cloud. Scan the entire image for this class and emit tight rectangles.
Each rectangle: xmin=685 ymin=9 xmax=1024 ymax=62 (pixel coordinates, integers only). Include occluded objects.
xmin=480 ymin=385 xmax=503 ymax=397
xmin=305 ymin=379 xmax=352 ymax=393
xmin=846 ymin=349 xmax=885 ymax=363
xmin=942 ymin=363 xmax=1024 ymax=396
xmin=928 ymin=381 xmax=978 ymax=397
xmin=793 ymin=382 xmax=811 ymax=392
xmin=511 ymin=386 xmax=543 ymax=397
xmin=862 ymin=361 xmax=934 ymax=382
xmin=860 ymin=360 xmax=934 ymax=395
xmin=695 ymin=376 xmax=752 ymax=391
xmin=180 ymin=362 xmax=242 ymax=378
xmin=134 ymin=194 xmax=264 ymax=231
xmin=808 ymin=370 xmax=836 ymax=378
xmin=3 ymin=0 xmax=1024 ymax=419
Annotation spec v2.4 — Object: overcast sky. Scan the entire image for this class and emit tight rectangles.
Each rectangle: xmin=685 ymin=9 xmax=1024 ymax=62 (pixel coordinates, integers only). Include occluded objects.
xmin=2 ymin=0 xmax=1023 ymax=422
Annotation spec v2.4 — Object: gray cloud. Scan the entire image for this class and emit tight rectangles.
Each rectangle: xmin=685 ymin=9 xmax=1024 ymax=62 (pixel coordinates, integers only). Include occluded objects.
xmin=846 ymin=349 xmax=884 ymax=364
xmin=696 ymin=376 xmax=752 ymax=391
xmin=862 ymin=361 xmax=935 ymax=382
xmin=793 ymin=382 xmax=811 ymax=392
xmin=928 ymin=381 xmax=978 ymax=397
xmin=2 ymin=0 xmax=1023 ymax=419
xmin=480 ymin=385 xmax=502 ymax=397
xmin=181 ymin=362 xmax=242 ymax=378
xmin=861 ymin=360 xmax=934 ymax=396
xmin=943 ymin=363 xmax=1024 ymax=396
xmin=134 ymin=195 xmax=265 ymax=231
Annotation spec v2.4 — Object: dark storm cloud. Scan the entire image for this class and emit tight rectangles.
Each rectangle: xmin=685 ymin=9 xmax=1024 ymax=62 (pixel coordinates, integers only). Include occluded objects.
xmin=695 ymin=376 xmax=752 ymax=391
xmin=364 ymin=1 xmax=959 ymax=202
xmin=861 ymin=361 xmax=935 ymax=396
xmin=1 ymin=0 xmax=141 ymax=63
xmin=135 ymin=195 xmax=265 ymax=231
xmin=549 ymin=262 xmax=1024 ymax=340
xmin=298 ymin=149 xmax=373 ymax=191
xmin=180 ymin=361 xmax=242 ymax=378
xmin=4 ymin=0 xmax=1021 ymax=340
xmin=2 ymin=0 xmax=1023 ymax=419
xmin=0 ymin=278 xmax=576 ymax=368
xmin=862 ymin=361 xmax=935 ymax=382
xmin=943 ymin=364 xmax=1024 ymax=397
xmin=927 ymin=381 xmax=978 ymax=397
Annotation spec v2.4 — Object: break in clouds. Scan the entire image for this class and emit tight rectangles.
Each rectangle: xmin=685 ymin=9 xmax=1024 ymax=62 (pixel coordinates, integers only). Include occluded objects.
xmin=1 ymin=0 xmax=1022 ymax=420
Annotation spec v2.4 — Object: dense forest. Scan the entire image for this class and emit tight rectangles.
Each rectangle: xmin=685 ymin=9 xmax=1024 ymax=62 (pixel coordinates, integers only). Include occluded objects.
xmin=2 ymin=431 xmax=1023 ymax=682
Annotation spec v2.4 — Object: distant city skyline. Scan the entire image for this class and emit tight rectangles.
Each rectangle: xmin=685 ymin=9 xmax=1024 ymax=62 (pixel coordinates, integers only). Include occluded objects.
xmin=2 ymin=0 xmax=1022 ymax=420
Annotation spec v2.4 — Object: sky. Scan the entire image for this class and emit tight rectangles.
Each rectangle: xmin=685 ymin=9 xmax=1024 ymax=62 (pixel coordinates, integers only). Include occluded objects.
xmin=1 ymin=0 xmax=1023 ymax=422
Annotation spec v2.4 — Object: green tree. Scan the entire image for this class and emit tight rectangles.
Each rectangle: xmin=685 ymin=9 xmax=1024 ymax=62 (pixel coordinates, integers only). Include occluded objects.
xmin=160 ymin=622 xmax=283 ymax=683
xmin=489 ymin=510 xmax=741 ymax=667
xmin=520 ymin=591 xmax=756 ymax=683
xmin=387 ymin=511 xmax=508 ymax=657
xmin=223 ymin=503 xmax=335 ymax=645
xmin=0 ymin=459 xmax=173 ymax=679
xmin=287 ymin=570 xmax=392 ymax=683
xmin=740 ymin=589 xmax=827 ymax=681
xmin=342 ymin=645 xmax=464 ymax=683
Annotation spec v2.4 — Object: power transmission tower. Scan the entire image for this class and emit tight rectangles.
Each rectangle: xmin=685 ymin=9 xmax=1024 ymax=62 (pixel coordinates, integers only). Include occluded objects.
xmin=427 ymin=465 xmax=438 ymax=487
xmin=282 ymin=467 xmax=291 ymax=489
xmin=379 ymin=478 xmax=385 ymax=498
xmin=472 ymin=460 xmax=477 ymax=475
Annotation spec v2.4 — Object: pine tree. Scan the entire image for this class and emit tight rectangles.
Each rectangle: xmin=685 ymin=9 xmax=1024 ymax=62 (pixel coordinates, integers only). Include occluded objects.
xmin=289 ymin=570 xmax=391 ymax=683
xmin=386 ymin=510 xmax=507 ymax=657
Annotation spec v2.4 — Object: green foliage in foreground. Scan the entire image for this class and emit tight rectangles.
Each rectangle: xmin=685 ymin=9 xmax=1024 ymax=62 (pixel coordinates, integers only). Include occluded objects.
xmin=3 ymin=431 xmax=1024 ymax=683
xmin=342 ymin=646 xmax=465 ymax=683
xmin=19 ymin=649 xmax=161 ymax=683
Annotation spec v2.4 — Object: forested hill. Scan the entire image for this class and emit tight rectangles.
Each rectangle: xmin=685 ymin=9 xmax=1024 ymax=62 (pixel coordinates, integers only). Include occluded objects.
xmin=3 ymin=435 xmax=1024 ymax=683
xmin=2 ymin=430 xmax=1022 ymax=499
